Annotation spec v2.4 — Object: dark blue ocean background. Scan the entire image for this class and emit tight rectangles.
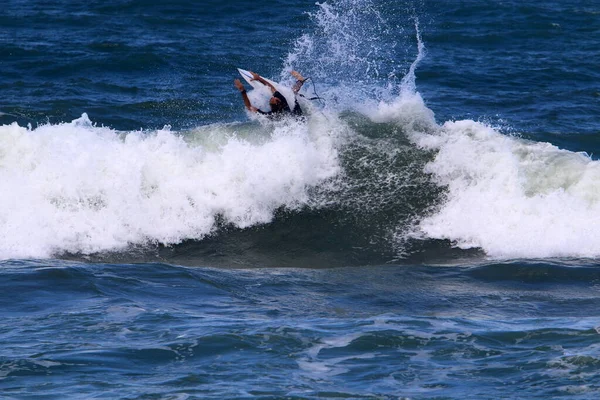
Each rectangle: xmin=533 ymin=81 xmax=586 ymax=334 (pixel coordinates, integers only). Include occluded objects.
xmin=1 ymin=0 xmax=600 ymax=398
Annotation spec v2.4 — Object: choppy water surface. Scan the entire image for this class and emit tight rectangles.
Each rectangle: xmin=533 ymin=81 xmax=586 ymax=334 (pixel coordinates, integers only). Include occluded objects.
xmin=1 ymin=0 xmax=600 ymax=398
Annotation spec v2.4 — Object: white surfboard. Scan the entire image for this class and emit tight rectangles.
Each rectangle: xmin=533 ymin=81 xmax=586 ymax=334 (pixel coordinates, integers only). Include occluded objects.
xmin=237 ymin=68 xmax=297 ymax=111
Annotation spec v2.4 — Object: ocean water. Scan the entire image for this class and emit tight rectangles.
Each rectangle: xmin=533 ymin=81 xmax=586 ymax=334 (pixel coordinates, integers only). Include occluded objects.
xmin=1 ymin=0 xmax=600 ymax=398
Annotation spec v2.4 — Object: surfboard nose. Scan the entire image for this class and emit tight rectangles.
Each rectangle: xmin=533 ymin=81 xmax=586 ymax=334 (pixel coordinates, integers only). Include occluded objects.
xmin=237 ymin=68 xmax=253 ymax=83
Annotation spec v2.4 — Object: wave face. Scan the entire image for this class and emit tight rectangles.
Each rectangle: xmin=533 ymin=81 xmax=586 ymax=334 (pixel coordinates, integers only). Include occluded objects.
xmin=1 ymin=0 xmax=599 ymax=264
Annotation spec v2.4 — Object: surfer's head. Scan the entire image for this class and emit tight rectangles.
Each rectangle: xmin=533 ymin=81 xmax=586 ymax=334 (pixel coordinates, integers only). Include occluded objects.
xmin=269 ymin=96 xmax=283 ymax=112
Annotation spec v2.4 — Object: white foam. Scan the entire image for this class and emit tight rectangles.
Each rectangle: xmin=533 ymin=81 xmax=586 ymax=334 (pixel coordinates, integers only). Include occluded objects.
xmin=0 ymin=114 xmax=342 ymax=259
xmin=413 ymin=119 xmax=600 ymax=258
xmin=358 ymin=53 xmax=600 ymax=260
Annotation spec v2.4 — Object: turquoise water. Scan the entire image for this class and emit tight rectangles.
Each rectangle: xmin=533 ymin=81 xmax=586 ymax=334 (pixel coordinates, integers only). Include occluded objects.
xmin=1 ymin=0 xmax=600 ymax=398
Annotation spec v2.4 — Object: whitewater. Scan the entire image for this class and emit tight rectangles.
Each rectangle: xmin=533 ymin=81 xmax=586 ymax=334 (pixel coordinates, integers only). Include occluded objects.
xmin=0 ymin=114 xmax=343 ymax=259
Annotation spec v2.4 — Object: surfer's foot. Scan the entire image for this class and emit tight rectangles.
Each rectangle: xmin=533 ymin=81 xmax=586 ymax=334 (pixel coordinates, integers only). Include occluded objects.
xmin=291 ymin=70 xmax=306 ymax=82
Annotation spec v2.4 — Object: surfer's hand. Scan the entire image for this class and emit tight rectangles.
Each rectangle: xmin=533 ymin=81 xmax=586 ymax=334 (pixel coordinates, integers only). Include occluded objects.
xmin=234 ymin=79 xmax=245 ymax=92
xmin=250 ymin=72 xmax=260 ymax=81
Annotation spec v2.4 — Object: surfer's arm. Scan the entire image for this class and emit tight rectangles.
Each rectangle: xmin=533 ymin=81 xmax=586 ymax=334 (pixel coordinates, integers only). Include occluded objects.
xmin=250 ymin=72 xmax=277 ymax=94
xmin=291 ymin=70 xmax=306 ymax=94
xmin=234 ymin=79 xmax=258 ymax=112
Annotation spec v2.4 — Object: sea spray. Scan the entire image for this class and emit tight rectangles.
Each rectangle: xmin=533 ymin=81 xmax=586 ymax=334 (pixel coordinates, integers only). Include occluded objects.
xmin=282 ymin=0 xmax=421 ymax=109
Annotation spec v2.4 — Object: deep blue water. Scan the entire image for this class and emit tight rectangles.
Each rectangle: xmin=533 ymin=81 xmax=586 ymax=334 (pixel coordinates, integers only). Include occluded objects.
xmin=1 ymin=0 xmax=600 ymax=398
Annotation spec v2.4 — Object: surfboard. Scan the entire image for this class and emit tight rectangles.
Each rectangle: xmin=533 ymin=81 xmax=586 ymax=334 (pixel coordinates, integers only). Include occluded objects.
xmin=237 ymin=68 xmax=297 ymax=111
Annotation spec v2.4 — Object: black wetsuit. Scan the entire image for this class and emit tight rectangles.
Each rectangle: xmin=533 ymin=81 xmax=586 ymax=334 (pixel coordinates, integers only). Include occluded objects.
xmin=257 ymin=91 xmax=303 ymax=118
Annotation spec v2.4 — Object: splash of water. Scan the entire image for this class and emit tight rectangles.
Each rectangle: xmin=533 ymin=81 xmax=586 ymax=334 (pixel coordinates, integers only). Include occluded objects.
xmin=282 ymin=0 xmax=424 ymax=108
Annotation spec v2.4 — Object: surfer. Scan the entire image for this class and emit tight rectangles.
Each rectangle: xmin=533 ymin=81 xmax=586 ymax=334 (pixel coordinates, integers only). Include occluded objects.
xmin=234 ymin=71 xmax=306 ymax=118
